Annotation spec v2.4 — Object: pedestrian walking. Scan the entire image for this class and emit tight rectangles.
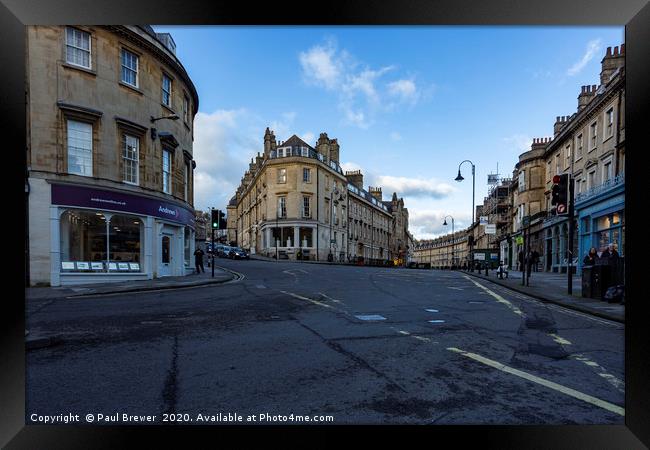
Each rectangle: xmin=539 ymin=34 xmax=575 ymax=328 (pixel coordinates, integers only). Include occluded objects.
xmin=525 ymin=246 xmax=533 ymax=280
xmin=608 ymin=243 xmax=619 ymax=259
xmin=583 ymin=247 xmax=598 ymax=266
xmin=194 ymin=247 xmax=205 ymax=274
xmin=532 ymin=249 xmax=540 ymax=272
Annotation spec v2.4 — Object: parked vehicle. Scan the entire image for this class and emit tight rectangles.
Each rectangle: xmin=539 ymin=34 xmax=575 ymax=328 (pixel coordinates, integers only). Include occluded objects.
xmin=219 ymin=246 xmax=232 ymax=258
xmin=229 ymin=247 xmax=250 ymax=260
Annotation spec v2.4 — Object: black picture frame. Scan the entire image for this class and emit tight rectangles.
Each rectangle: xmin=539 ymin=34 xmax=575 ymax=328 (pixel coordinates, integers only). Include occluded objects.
xmin=3 ymin=0 xmax=648 ymax=447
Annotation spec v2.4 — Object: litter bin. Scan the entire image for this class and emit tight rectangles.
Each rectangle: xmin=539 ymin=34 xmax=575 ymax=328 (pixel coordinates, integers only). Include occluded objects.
xmin=581 ymin=266 xmax=593 ymax=298
xmin=592 ymin=263 xmax=612 ymax=300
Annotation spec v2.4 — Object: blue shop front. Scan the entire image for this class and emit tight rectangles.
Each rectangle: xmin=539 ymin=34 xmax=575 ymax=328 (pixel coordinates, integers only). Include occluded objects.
xmin=575 ymin=174 xmax=625 ymax=272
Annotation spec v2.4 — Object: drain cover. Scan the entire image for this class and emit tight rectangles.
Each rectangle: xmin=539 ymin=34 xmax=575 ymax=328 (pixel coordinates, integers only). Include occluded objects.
xmin=355 ymin=314 xmax=386 ymax=321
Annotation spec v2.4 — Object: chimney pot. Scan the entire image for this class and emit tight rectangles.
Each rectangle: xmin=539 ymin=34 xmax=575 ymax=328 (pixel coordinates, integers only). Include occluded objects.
xmin=613 ymin=46 xmax=619 ymax=56
xmin=606 ymin=46 xmax=612 ymax=57
xmin=556 ymin=116 xmax=560 ymax=121
xmin=592 ymin=84 xmax=597 ymax=91
xmin=621 ymin=43 xmax=625 ymax=54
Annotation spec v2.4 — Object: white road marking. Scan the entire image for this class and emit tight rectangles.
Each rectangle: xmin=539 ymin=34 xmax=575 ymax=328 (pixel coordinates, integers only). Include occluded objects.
xmin=256 ymin=284 xmax=267 ymax=289
xmin=425 ymin=309 xmax=439 ymax=313
xmin=428 ymin=320 xmax=446 ymax=324
xmin=413 ymin=336 xmax=431 ymax=342
xmin=572 ymin=354 xmax=625 ymax=392
xmin=280 ymin=290 xmax=333 ymax=309
xmin=463 ymin=276 xmax=524 ymax=317
xmin=549 ymin=333 xmax=572 ymax=345
xmin=448 ymin=287 xmax=464 ymax=291
xmin=446 ymin=347 xmax=624 ymax=416
xmin=318 ymin=292 xmax=345 ymax=305
xmin=355 ymin=314 xmax=387 ymax=321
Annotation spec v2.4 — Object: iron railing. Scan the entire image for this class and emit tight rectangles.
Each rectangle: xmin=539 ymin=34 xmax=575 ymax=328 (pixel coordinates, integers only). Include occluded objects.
xmin=575 ymin=173 xmax=624 ymax=203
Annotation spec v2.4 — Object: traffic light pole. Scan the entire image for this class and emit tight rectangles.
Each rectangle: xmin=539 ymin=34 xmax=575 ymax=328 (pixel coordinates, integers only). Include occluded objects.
xmin=211 ymin=211 xmax=215 ymax=278
xmin=567 ymin=178 xmax=575 ymax=295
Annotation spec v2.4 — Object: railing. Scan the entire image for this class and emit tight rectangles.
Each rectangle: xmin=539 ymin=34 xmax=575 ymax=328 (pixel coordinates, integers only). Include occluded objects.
xmin=575 ymin=173 xmax=624 ymax=203
xmin=268 ymin=147 xmax=344 ymax=175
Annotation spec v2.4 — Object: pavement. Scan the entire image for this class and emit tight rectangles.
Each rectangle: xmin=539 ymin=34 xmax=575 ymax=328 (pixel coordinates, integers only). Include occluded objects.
xmin=25 ymin=266 xmax=236 ymax=301
xmin=22 ymin=258 xmax=626 ymax=426
xmin=461 ymin=268 xmax=624 ymax=323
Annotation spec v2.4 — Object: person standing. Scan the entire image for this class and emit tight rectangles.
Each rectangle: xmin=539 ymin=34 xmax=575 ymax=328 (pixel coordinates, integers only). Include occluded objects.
xmin=532 ymin=249 xmax=540 ymax=272
xmin=194 ymin=247 xmax=205 ymax=274
xmin=583 ymin=247 xmax=598 ymax=266
xmin=518 ymin=249 xmax=524 ymax=272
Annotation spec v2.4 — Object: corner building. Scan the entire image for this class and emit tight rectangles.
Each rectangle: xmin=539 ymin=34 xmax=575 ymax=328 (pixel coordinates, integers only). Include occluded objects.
xmin=26 ymin=26 xmax=199 ymax=286
xmin=229 ymin=129 xmax=410 ymax=262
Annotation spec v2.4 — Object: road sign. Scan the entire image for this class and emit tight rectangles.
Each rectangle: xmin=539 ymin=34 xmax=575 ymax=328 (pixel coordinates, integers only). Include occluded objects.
xmin=480 ymin=216 xmax=488 ymax=225
xmin=516 ymin=236 xmax=524 ymax=245
xmin=485 ymin=224 xmax=496 ymax=234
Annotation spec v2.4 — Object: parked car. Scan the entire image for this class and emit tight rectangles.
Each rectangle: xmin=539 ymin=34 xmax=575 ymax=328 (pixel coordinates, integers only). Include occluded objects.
xmin=219 ymin=246 xmax=232 ymax=258
xmin=229 ymin=247 xmax=250 ymax=260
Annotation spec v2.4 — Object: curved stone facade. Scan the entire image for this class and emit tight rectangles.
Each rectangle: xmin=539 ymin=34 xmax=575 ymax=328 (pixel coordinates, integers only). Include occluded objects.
xmin=26 ymin=26 xmax=199 ymax=286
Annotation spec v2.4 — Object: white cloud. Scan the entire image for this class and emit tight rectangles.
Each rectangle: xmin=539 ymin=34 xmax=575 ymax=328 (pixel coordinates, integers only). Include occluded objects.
xmin=299 ymin=39 xmax=428 ymax=129
xmin=374 ymin=175 xmax=455 ymax=199
xmin=300 ymin=131 xmax=315 ymax=146
xmin=408 ymin=209 xmax=471 ymax=240
xmin=389 ymin=131 xmax=402 ymax=142
xmin=299 ymin=40 xmax=345 ymax=90
xmin=567 ymin=39 xmax=602 ymax=76
xmin=192 ymin=109 xmax=261 ymax=212
xmin=503 ymin=134 xmax=533 ymax=154
xmin=387 ymin=78 xmax=419 ymax=104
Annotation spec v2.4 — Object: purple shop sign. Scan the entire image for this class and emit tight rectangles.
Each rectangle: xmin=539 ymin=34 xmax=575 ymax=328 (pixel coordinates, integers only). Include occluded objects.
xmin=52 ymin=184 xmax=195 ymax=228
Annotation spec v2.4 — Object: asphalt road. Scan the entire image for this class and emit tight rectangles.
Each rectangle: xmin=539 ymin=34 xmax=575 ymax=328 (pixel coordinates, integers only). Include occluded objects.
xmin=26 ymin=259 xmax=625 ymax=425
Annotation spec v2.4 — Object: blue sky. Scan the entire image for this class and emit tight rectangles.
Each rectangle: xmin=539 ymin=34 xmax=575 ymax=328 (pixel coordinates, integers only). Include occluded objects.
xmin=154 ymin=26 xmax=624 ymax=240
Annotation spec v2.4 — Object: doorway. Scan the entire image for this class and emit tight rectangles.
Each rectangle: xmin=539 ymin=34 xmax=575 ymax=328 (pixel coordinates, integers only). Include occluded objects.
xmin=159 ymin=233 xmax=172 ymax=277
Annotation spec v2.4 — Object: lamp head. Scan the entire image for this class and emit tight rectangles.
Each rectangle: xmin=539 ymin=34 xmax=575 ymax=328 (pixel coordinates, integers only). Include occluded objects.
xmin=455 ymin=169 xmax=464 ymax=182
xmin=443 ymin=219 xmax=448 ymax=226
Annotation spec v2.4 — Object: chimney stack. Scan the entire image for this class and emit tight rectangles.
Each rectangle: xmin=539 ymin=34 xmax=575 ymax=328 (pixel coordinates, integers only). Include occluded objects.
xmin=578 ymin=85 xmax=597 ymax=111
xmin=600 ymin=43 xmax=625 ymax=85
xmin=369 ymin=186 xmax=383 ymax=201
xmin=345 ymin=170 xmax=363 ymax=189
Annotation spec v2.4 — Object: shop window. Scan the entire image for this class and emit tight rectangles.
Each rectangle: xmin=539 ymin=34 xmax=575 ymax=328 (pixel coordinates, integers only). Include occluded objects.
xmin=60 ymin=210 xmax=142 ymax=272
xmin=60 ymin=210 xmax=106 ymax=264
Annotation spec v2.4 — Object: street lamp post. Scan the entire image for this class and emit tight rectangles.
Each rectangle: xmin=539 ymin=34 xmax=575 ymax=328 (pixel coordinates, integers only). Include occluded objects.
xmin=455 ymin=160 xmax=475 ymax=271
xmin=443 ymin=215 xmax=455 ymax=270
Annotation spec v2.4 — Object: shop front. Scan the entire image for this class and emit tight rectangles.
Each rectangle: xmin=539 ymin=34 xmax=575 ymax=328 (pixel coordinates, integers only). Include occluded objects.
xmin=575 ymin=177 xmax=625 ymax=271
xmin=49 ymin=183 xmax=195 ymax=286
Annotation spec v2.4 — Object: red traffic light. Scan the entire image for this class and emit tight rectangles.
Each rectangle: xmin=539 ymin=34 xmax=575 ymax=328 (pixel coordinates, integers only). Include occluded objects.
xmin=552 ymin=175 xmax=561 ymax=184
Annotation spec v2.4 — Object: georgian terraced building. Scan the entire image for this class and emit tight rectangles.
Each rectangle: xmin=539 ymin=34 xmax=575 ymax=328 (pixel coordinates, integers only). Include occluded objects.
xmin=412 ymin=43 xmax=625 ymax=273
xmin=227 ymin=129 xmax=411 ymax=263
xmin=26 ymin=26 xmax=199 ymax=286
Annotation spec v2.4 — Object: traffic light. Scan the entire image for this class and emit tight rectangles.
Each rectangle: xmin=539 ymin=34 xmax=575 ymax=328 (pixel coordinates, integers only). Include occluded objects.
xmin=211 ymin=209 xmax=220 ymax=229
xmin=211 ymin=209 xmax=227 ymax=229
xmin=551 ymin=174 xmax=569 ymax=215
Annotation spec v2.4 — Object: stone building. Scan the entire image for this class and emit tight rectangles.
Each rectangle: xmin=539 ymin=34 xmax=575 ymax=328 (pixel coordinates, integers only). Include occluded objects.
xmin=228 ymin=129 xmax=410 ymax=262
xmin=412 ymin=231 xmax=468 ymax=269
xmin=346 ymin=175 xmax=393 ymax=262
xmin=26 ymin=26 xmax=199 ymax=286
xmin=541 ymin=44 xmax=625 ymax=273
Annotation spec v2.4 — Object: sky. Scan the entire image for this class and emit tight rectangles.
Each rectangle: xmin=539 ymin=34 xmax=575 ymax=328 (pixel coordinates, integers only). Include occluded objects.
xmin=154 ymin=26 xmax=624 ymax=240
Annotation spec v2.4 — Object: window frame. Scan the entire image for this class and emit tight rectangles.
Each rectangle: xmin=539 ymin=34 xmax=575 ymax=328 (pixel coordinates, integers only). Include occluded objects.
xmin=576 ymin=133 xmax=583 ymax=160
xmin=66 ymin=119 xmax=93 ymax=177
xmin=122 ymin=133 xmax=139 ymax=185
xmin=65 ymin=27 xmax=92 ymax=69
xmin=162 ymin=148 xmax=172 ymax=194
xmin=277 ymin=196 xmax=287 ymax=219
xmin=590 ymin=121 xmax=598 ymax=150
xmin=120 ymin=48 xmax=139 ymax=88
xmin=277 ymin=168 xmax=287 ymax=184
xmin=605 ymin=107 xmax=614 ymax=139
xmin=303 ymin=167 xmax=311 ymax=183
xmin=302 ymin=196 xmax=311 ymax=218
xmin=162 ymin=72 xmax=173 ymax=108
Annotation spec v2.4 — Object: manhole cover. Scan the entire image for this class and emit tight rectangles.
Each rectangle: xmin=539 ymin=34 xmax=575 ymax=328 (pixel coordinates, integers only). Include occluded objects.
xmin=355 ymin=314 xmax=386 ymax=321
